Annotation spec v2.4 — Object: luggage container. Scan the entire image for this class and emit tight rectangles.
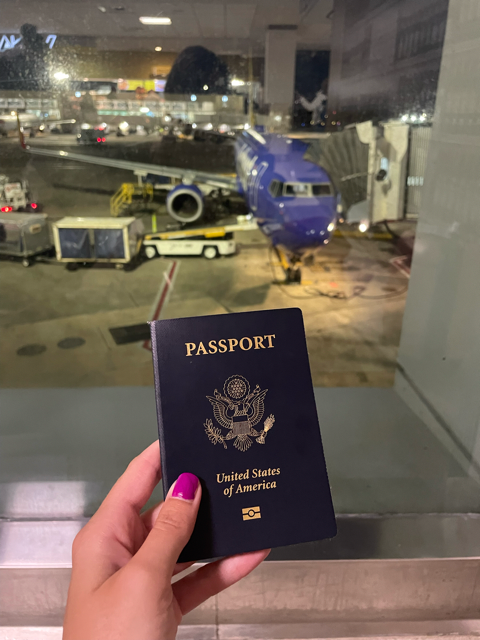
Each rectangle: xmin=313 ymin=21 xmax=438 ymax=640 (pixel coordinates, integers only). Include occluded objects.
xmin=0 ymin=212 xmax=52 ymax=267
xmin=52 ymin=217 xmax=144 ymax=268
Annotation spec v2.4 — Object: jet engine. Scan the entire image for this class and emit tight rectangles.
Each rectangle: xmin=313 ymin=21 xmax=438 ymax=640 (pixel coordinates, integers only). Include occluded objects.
xmin=166 ymin=184 xmax=204 ymax=224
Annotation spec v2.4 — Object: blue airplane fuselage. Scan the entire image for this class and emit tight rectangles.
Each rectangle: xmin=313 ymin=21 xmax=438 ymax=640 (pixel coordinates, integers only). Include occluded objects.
xmin=234 ymin=131 xmax=336 ymax=255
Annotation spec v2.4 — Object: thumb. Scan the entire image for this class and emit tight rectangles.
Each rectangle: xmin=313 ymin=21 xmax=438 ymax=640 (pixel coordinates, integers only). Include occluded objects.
xmin=133 ymin=473 xmax=201 ymax=577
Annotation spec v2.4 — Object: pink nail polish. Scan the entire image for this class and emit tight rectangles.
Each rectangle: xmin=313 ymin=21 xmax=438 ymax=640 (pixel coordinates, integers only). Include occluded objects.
xmin=172 ymin=473 xmax=199 ymax=500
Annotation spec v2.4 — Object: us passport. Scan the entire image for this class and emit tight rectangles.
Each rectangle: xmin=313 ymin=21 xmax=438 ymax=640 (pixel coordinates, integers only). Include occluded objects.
xmin=150 ymin=308 xmax=336 ymax=562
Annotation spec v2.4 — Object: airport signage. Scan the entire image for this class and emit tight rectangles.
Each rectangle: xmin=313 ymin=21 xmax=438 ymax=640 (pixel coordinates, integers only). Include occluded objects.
xmin=0 ymin=34 xmax=57 ymax=53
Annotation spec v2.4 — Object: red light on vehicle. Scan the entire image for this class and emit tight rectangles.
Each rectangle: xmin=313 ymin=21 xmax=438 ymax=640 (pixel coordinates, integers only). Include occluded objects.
xmin=102 ymin=137 xmax=106 ymax=142
xmin=1 ymin=206 xmax=13 ymax=212
xmin=97 ymin=137 xmax=101 ymax=142
xmin=31 ymin=203 xmax=38 ymax=209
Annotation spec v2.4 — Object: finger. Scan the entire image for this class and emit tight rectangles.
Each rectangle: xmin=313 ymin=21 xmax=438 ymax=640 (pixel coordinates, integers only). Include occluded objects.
xmin=71 ymin=442 xmax=162 ymax=587
xmin=141 ymin=500 xmax=163 ymax=532
xmin=132 ymin=473 xmax=201 ymax=578
xmin=141 ymin=503 xmax=198 ymax=577
xmin=173 ymin=549 xmax=270 ymax=615
xmin=96 ymin=440 xmax=162 ymax=519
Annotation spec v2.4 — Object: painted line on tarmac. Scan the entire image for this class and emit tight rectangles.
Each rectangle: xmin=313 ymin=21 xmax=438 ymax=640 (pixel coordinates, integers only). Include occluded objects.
xmin=333 ymin=229 xmax=393 ymax=240
xmin=390 ymin=255 xmax=411 ymax=278
xmin=142 ymin=260 xmax=179 ymax=351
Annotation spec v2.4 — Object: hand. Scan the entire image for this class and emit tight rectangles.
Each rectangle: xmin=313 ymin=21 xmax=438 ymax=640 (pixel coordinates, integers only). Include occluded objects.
xmin=63 ymin=441 xmax=269 ymax=640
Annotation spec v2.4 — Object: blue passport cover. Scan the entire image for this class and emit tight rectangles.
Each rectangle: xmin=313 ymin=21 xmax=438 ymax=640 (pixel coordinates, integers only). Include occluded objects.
xmin=150 ymin=308 xmax=336 ymax=562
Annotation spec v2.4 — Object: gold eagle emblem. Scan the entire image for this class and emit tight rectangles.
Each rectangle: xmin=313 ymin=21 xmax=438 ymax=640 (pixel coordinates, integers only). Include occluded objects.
xmin=204 ymin=375 xmax=275 ymax=452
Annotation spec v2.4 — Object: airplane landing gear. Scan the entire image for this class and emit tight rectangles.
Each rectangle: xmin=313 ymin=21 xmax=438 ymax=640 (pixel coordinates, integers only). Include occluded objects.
xmin=286 ymin=266 xmax=302 ymax=283
xmin=274 ymin=247 xmax=302 ymax=284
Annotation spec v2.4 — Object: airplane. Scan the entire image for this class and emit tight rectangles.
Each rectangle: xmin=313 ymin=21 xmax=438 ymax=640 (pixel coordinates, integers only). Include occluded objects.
xmin=0 ymin=111 xmax=76 ymax=137
xmin=0 ymin=111 xmax=44 ymax=137
xmin=25 ymin=128 xmax=338 ymax=281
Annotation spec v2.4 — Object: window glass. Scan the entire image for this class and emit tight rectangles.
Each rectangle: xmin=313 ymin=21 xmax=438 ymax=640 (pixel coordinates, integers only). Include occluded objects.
xmin=268 ymin=179 xmax=283 ymax=197
xmin=312 ymin=183 xmax=332 ymax=196
xmin=284 ymin=183 xmax=310 ymax=196
xmin=2 ymin=0 xmax=480 ymax=565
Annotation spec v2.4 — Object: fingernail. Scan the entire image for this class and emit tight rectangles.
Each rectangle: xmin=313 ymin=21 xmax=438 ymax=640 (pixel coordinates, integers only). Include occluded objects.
xmin=172 ymin=473 xmax=199 ymax=500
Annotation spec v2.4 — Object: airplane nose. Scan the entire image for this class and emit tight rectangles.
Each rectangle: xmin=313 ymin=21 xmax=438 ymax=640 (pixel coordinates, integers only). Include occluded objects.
xmin=286 ymin=216 xmax=332 ymax=247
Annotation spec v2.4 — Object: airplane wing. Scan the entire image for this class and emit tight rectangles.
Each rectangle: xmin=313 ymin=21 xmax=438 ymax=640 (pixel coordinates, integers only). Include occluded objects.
xmin=26 ymin=146 xmax=238 ymax=191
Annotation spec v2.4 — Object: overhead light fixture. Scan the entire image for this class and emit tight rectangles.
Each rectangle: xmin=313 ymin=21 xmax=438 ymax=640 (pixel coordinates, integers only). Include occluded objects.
xmin=155 ymin=46 xmax=162 ymax=51
xmin=203 ymin=84 xmax=208 ymax=90
xmin=231 ymin=78 xmax=245 ymax=87
xmin=53 ymin=71 xmax=69 ymax=80
xmin=139 ymin=16 xmax=172 ymax=25
xmin=98 ymin=5 xmax=107 ymax=12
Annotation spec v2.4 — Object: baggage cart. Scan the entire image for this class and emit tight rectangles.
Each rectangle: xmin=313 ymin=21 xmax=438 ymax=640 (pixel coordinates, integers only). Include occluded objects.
xmin=52 ymin=217 xmax=144 ymax=267
xmin=0 ymin=212 xmax=52 ymax=267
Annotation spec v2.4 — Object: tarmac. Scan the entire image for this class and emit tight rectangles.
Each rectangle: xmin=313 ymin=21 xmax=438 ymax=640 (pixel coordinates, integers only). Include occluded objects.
xmin=0 ymin=133 xmax=410 ymax=389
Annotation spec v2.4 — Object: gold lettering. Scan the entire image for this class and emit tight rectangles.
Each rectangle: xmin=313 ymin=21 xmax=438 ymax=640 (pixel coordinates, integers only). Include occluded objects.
xmin=254 ymin=336 xmax=265 ymax=349
xmin=252 ymin=468 xmax=258 ymax=478
xmin=239 ymin=336 xmax=253 ymax=351
xmin=276 ymin=468 xmax=280 ymax=474
xmin=244 ymin=469 xmax=249 ymax=479
xmin=217 ymin=473 xmax=224 ymax=483
xmin=185 ymin=342 xmax=196 ymax=356
xmin=218 ymin=339 xmax=228 ymax=353
xmin=196 ymin=342 xmax=208 ymax=355
xmin=271 ymin=481 xmax=276 ymax=488
xmin=264 ymin=334 xmax=275 ymax=348
xmin=228 ymin=338 xmax=238 ymax=352
xmin=208 ymin=340 xmax=218 ymax=354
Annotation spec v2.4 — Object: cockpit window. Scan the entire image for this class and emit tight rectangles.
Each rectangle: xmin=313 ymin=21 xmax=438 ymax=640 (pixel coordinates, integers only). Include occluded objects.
xmin=268 ymin=180 xmax=284 ymax=197
xmin=278 ymin=182 xmax=333 ymax=197
xmin=285 ymin=183 xmax=310 ymax=196
xmin=312 ymin=183 xmax=333 ymax=196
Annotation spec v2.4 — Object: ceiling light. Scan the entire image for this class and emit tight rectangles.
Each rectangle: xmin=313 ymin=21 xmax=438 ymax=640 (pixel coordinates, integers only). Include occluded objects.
xmin=53 ymin=71 xmax=69 ymax=80
xmin=231 ymin=78 xmax=245 ymax=87
xmin=203 ymin=84 xmax=208 ymax=90
xmin=155 ymin=46 xmax=162 ymax=51
xmin=139 ymin=16 xmax=172 ymax=25
xmin=98 ymin=5 xmax=107 ymax=12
